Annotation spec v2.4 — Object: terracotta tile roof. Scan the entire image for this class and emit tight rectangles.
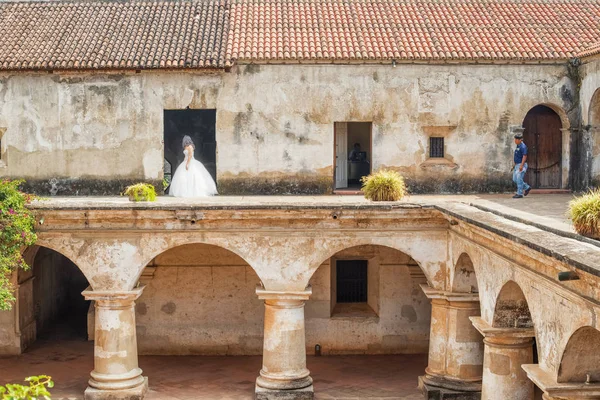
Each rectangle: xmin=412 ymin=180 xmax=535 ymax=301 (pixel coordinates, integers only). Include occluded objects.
xmin=0 ymin=0 xmax=229 ymax=70
xmin=579 ymin=42 xmax=600 ymax=59
xmin=227 ymin=0 xmax=600 ymax=63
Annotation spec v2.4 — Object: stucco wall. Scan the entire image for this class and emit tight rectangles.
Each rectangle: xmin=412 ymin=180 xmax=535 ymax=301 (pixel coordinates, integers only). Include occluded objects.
xmin=0 ymin=64 xmax=575 ymax=194
xmin=580 ymin=56 xmax=600 ymax=184
xmin=134 ymin=244 xmax=431 ymax=355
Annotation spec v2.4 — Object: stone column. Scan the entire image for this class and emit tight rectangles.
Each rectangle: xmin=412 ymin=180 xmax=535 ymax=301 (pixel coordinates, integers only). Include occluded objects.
xmin=82 ymin=287 xmax=147 ymax=400
xmin=471 ymin=317 xmax=535 ymax=400
xmin=419 ymin=285 xmax=483 ymax=399
xmin=256 ymin=286 xmax=313 ymax=400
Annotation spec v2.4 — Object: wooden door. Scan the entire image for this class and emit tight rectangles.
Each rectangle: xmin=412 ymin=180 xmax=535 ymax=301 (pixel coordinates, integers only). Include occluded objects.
xmin=522 ymin=105 xmax=562 ymax=188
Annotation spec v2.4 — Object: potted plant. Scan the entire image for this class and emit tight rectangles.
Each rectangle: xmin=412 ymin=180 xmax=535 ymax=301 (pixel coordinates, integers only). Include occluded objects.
xmin=124 ymin=183 xmax=157 ymax=202
xmin=568 ymin=189 xmax=600 ymax=239
xmin=361 ymin=169 xmax=407 ymax=201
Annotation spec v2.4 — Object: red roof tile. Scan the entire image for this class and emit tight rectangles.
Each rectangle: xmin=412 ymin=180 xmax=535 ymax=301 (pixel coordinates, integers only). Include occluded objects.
xmin=0 ymin=0 xmax=230 ymax=70
xmin=227 ymin=0 xmax=600 ymax=63
xmin=579 ymin=41 xmax=600 ymax=59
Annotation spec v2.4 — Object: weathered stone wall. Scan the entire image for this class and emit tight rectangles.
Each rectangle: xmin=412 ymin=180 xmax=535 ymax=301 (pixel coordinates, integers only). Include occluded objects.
xmin=134 ymin=244 xmax=431 ymax=355
xmin=580 ymin=55 xmax=600 ymax=185
xmin=0 ymin=63 xmax=575 ymax=194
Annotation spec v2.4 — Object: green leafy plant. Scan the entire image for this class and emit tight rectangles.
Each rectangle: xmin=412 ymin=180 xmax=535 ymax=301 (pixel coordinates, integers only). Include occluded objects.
xmin=0 ymin=179 xmax=37 ymax=311
xmin=0 ymin=375 xmax=54 ymax=400
xmin=568 ymin=189 xmax=600 ymax=239
xmin=361 ymin=169 xmax=407 ymax=202
xmin=123 ymin=183 xmax=157 ymax=202
xmin=162 ymin=178 xmax=170 ymax=193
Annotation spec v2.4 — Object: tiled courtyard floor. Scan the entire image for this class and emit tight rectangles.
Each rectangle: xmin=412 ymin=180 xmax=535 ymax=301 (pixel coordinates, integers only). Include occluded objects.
xmin=0 ymin=338 xmax=427 ymax=400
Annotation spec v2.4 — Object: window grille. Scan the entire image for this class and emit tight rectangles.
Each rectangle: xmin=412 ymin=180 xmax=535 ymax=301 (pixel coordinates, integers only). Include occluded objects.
xmin=336 ymin=260 xmax=368 ymax=303
xmin=429 ymin=137 xmax=444 ymax=158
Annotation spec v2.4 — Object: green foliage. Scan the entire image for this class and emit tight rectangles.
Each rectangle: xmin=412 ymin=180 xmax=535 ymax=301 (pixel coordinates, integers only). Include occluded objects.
xmin=361 ymin=169 xmax=407 ymax=202
xmin=0 ymin=375 xmax=53 ymax=400
xmin=162 ymin=178 xmax=170 ymax=193
xmin=0 ymin=180 xmax=37 ymax=311
xmin=568 ymin=189 xmax=600 ymax=238
xmin=124 ymin=183 xmax=157 ymax=202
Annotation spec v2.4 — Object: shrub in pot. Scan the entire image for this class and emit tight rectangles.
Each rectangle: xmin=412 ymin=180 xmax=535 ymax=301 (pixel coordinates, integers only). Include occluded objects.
xmin=361 ymin=169 xmax=407 ymax=201
xmin=124 ymin=183 xmax=157 ymax=202
xmin=568 ymin=189 xmax=600 ymax=239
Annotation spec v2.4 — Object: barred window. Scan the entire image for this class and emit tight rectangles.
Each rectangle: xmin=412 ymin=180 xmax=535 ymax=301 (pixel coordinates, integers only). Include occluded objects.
xmin=429 ymin=137 xmax=444 ymax=158
xmin=336 ymin=260 xmax=368 ymax=303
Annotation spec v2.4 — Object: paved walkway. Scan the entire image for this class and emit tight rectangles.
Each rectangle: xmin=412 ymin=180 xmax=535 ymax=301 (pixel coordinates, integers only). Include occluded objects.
xmin=0 ymin=338 xmax=426 ymax=400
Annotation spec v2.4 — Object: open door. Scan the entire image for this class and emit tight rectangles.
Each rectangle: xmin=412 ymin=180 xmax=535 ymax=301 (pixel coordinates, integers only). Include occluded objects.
xmin=335 ymin=122 xmax=348 ymax=189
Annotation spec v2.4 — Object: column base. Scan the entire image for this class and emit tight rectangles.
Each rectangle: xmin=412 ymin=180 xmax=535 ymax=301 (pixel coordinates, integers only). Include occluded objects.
xmin=419 ymin=376 xmax=481 ymax=400
xmin=255 ymin=384 xmax=314 ymax=400
xmin=85 ymin=377 xmax=148 ymax=400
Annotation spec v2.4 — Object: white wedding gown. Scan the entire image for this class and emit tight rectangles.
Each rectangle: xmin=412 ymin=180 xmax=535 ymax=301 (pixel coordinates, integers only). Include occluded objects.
xmin=169 ymin=148 xmax=218 ymax=197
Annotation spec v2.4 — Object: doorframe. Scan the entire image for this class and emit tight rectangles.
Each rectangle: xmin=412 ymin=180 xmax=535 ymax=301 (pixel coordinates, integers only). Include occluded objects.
xmin=332 ymin=121 xmax=374 ymax=192
xmin=519 ymin=103 xmax=570 ymax=189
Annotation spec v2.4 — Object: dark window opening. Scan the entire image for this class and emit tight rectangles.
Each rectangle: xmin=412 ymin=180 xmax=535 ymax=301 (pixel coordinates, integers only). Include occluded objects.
xmin=336 ymin=260 xmax=368 ymax=303
xmin=429 ymin=137 xmax=444 ymax=158
xmin=163 ymin=109 xmax=217 ymax=184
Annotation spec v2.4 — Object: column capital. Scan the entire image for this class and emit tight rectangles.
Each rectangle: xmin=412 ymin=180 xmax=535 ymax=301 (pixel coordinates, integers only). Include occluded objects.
xmin=82 ymin=286 xmax=145 ymax=304
xmin=421 ymin=284 xmax=480 ymax=303
xmin=470 ymin=317 xmax=534 ymax=346
xmin=256 ymin=285 xmax=312 ymax=301
xmin=523 ymin=364 xmax=600 ymax=399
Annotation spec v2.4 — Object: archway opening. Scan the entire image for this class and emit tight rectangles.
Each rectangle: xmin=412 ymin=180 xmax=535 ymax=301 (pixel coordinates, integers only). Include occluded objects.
xmin=492 ymin=281 xmax=542 ymax=399
xmin=452 ymin=253 xmax=478 ymax=294
xmin=558 ymin=326 xmax=600 ymax=384
xmin=522 ymin=105 xmax=563 ymax=189
xmin=31 ymin=247 xmax=90 ymax=341
xmin=0 ymin=246 xmax=91 ymax=399
xmin=305 ymin=244 xmax=430 ymax=398
xmin=132 ymin=243 xmax=263 ymax=398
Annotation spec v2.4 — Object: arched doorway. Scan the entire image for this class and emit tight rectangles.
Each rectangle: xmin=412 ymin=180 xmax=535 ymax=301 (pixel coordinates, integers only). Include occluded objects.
xmin=305 ymin=244 xmax=430 ymax=398
xmin=522 ymin=105 xmax=563 ymax=189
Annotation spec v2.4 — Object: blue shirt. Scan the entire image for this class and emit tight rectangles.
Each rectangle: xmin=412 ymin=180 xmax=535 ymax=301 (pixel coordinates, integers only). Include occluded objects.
xmin=514 ymin=142 xmax=528 ymax=164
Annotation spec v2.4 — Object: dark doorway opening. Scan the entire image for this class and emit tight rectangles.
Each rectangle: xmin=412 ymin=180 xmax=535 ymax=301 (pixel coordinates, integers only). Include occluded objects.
xmin=336 ymin=260 xmax=368 ymax=303
xmin=32 ymin=248 xmax=90 ymax=341
xmin=334 ymin=122 xmax=372 ymax=190
xmin=522 ymin=105 xmax=562 ymax=189
xmin=163 ymin=110 xmax=217 ymax=190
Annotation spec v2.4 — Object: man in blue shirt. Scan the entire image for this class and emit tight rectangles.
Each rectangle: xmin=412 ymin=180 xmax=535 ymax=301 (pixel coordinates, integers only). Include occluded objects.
xmin=512 ymin=132 xmax=531 ymax=198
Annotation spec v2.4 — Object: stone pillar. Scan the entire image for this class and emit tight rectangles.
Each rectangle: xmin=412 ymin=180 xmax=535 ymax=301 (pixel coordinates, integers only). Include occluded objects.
xmin=82 ymin=287 xmax=148 ymax=400
xmin=471 ymin=317 xmax=535 ymax=400
xmin=256 ymin=286 xmax=313 ymax=400
xmin=419 ymin=285 xmax=483 ymax=399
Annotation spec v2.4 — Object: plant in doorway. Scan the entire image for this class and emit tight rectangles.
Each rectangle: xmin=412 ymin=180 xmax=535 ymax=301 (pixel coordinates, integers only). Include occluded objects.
xmin=0 ymin=179 xmax=37 ymax=311
xmin=0 ymin=375 xmax=54 ymax=399
xmin=361 ymin=169 xmax=407 ymax=201
xmin=123 ymin=183 xmax=157 ymax=202
xmin=568 ymin=189 xmax=600 ymax=239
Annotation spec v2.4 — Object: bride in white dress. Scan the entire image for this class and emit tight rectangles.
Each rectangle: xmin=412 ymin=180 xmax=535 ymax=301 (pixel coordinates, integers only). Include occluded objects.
xmin=169 ymin=135 xmax=218 ymax=197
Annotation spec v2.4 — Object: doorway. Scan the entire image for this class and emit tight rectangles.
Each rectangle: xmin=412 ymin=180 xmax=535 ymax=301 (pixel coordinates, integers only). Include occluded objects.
xmin=522 ymin=105 xmax=562 ymax=189
xmin=163 ymin=110 xmax=217 ymax=190
xmin=334 ymin=122 xmax=372 ymax=190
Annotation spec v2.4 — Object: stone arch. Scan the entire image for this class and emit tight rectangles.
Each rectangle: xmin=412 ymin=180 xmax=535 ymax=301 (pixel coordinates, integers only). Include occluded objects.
xmin=134 ymin=239 xmax=264 ymax=288
xmin=492 ymin=280 xmax=533 ymax=329
xmin=557 ymin=326 xmax=600 ymax=383
xmin=28 ymin=240 xmax=92 ymax=286
xmin=588 ymin=88 xmax=600 ymax=127
xmin=451 ymin=252 xmax=478 ymax=293
xmin=304 ymin=238 xmax=435 ymax=289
